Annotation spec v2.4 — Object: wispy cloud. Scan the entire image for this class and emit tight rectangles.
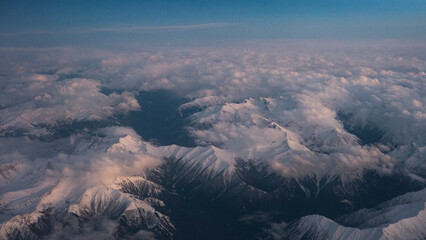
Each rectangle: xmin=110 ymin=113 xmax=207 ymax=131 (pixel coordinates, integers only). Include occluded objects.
xmin=86 ymin=23 xmax=229 ymax=32
xmin=0 ymin=23 xmax=229 ymax=37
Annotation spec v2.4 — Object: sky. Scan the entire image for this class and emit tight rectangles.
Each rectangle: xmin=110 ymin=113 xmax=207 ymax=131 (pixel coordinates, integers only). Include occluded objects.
xmin=0 ymin=0 xmax=425 ymax=47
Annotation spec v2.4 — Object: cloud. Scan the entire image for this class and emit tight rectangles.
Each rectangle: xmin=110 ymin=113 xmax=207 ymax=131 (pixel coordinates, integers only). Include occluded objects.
xmin=83 ymin=40 xmax=423 ymax=178
xmin=1 ymin=41 xmax=424 ymax=178
xmin=86 ymin=23 xmax=230 ymax=33
xmin=0 ymin=76 xmax=140 ymax=137
xmin=0 ymin=126 xmax=166 ymax=234
xmin=0 ymin=23 xmax=230 ymax=37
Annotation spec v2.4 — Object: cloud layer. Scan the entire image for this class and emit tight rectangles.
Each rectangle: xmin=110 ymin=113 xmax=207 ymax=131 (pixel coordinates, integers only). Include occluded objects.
xmin=1 ymin=41 xmax=424 ymax=176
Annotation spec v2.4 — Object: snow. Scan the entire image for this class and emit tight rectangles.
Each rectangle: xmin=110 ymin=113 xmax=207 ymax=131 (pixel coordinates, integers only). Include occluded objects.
xmin=278 ymin=189 xmax=426 ymax=240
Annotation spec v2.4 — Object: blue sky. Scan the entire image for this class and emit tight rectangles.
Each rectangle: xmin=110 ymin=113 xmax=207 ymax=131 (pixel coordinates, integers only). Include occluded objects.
xmin=0 ymin=0 xmax=425 ymax=47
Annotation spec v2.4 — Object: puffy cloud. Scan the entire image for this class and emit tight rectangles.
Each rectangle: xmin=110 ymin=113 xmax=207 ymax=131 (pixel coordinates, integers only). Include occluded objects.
xmin=0 ymin=127 xmax=162 ymax=221
xmin=0 ymin=76 xmax=140 ymax=136
xmin=1 ymin=41 xmax=424 ymax=177
xmin=187 ymin=96 xmax=395 ymax=178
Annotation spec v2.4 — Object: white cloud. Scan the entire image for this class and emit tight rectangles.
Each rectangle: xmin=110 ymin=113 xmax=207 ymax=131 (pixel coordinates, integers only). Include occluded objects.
xmin=0 ymin=23 xmax=230 ymax=37
xmin=0 ymin=77 xmax=140 ymax=136
xmin=1 ymin=41 xmax=424 ymax=177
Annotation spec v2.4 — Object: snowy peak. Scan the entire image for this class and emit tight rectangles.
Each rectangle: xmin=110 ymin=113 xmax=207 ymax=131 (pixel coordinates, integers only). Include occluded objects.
xmin=107 ymin=134 xmax=146 ymax=154
xmin=77 ymin=186 xmax=131 ymax=218
xmin=278 ymin=189 xmax=426 ymax=240
xmin=113 ymin=176 xmax=164 ymax=199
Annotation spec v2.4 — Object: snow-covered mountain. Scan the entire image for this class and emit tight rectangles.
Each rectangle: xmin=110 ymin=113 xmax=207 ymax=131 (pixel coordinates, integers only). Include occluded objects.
xmin=1 ymin=122 xmax=424 ymax=239
xmin=272 ymin=188 xmax=426 ymax=240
